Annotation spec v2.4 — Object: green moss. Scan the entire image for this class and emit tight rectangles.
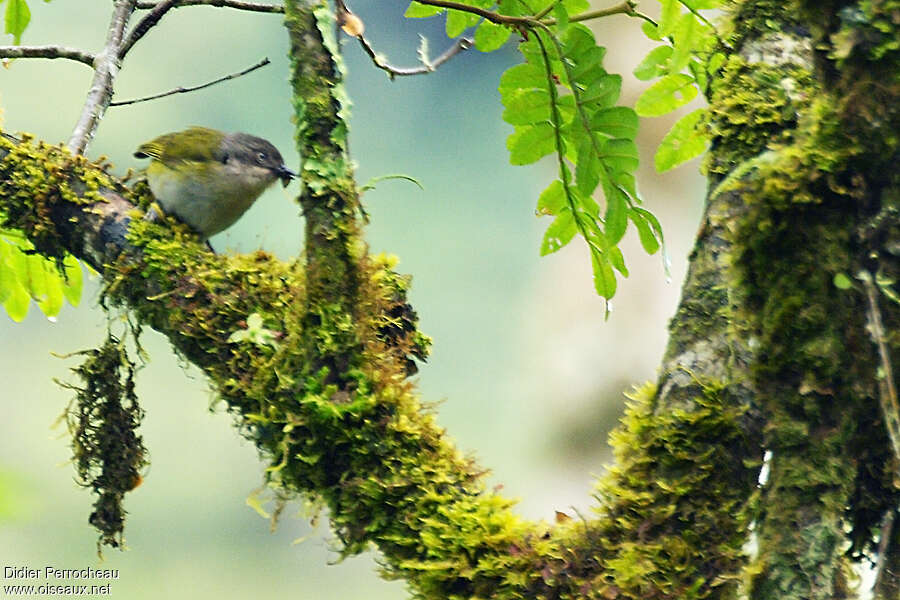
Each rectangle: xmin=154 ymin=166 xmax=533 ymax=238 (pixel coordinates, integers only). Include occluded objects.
xmin=62 ymin=333 xmax=147 ymax=553
xmin=705 ymin=57 xmax=815 ymax=176
xmin=593 ymin=380 xmax=756 ymax=600
xmin=725 ymin=0 xmax=804 ymax=46
xmin=0 ymin=133 xmax=119 ymax=266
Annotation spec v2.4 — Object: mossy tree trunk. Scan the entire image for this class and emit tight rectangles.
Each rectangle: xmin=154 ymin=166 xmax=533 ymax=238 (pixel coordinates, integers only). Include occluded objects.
xmin=0 ymin=1 xmax=898 ymax=599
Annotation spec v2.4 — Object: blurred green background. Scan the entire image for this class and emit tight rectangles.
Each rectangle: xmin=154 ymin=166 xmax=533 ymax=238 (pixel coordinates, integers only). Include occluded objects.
xmin=0 ymin=1 xmax=705 ymax=598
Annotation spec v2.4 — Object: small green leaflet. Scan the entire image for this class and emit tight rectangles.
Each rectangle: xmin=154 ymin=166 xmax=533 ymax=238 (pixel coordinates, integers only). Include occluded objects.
xmin=634 ymin=46 xmax=673 ymax=81
xmin=655 ymin=107 xmax=708 ymax=171
xmin=635 ymin=0 xmax=724 ymax=171
xmin=473 ymin=20 xmax=510 ymax=52
xmin=0 ymin=230 xmax=83 ymax=322
xmin=4 ymin=0 xmax=31 ymax=45
xmin=635 ymin=73 xmax=698 ymax=117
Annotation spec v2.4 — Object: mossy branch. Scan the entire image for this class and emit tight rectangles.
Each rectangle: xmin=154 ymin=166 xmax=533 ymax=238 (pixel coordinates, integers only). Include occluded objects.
xmin=0 ymin=1 xmax=765 ymax=592
xmin=3 ymin=1 xmax=898 ymax=598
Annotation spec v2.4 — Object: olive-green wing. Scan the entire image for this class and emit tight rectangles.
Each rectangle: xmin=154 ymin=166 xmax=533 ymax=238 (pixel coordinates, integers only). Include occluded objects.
xmin=133 ymin=127 xmax=225 ymax=165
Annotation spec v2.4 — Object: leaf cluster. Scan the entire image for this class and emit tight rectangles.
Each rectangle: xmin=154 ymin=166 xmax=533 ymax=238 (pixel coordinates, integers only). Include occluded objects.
xmin=633 ymin=0 xmax=724 ymax=171
xmin=407 ymin=0 xmax=665 ymax=304
xmin=0 ymin=228 xmax=83 ymax=321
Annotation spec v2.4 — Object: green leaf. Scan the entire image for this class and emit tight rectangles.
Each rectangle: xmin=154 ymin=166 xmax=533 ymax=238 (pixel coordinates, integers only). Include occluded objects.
xmin=507 ymin=123 xmax=556 ymax=165
xmin=579 ymin=74 xmax=621 ymax=108
xmin=0 ymin=245 xmax=15 ymax=304
xmin=612 ymin=170 xmax=638 ymax=200
xmin=541 ymin=209 xmax=577 ymax=255
xmin=655 ymin=108 xmax=708 ymax=172
xmin=590 ymin=107 xmax=639 ymax=139
xmin=446 ymin=8 xmax=478 ymax=37
xmin=553 ymin=4 xmax=569 ymax=34
xmin=3 ymin=284 xmax=29 ymax=322
xmin=499 ymin=62 xmax=546 ymax=92
xmin=635 ymin=73 xmax=698 ymax=117
xmin=5 ymin=0 xmax=30 ymax=44
xmin=502 ymin=88 xmax=551 ymax=125
xmin=24 ymin=252 xmax=47 ymax=300
xmin=37 ymin=262 xmax=63 ymax=319
xmin=574 ymin=137 xmax=600 ymax=196
xmin=609 ymin=246 xmax=628 ymax=277
xmin=707 ymin=51 xmax=726 ymax=74
xmin=562 ymin=0 xmax=589 ymax=13
xmin=634 ymin=45 xmax=673 ymax=81
xmin=603 ymin=184 xmax=628 ymax=245
xmin=537 ymin=180 xmax=566 ymax=215
xmin=833 ymin=273 xmax=854 ymax=290
xmin=601 ymin=138 xmax=639 ymax=174
xmin=568 ymin=46 xmax=607 ymax=83
xmin=590 ymin=249 xmax=617 ymax=299
xmin=658 ymin=0 xmax=680 ymax=37
xmin=641 ymin=20 xmax=662 ymax=41
xmin=681 ymin=0 xmax=721 ymax=8
xmin=474 ymin=20 xmax=511 ymax=52
xmin=669 ymin=13 xmax=700 ymax=72
xmin=405 ymin=2 xmax=443 ymax=17
xmin=631 ymin=206 xmax=665 ymax=257
xmin=629 ymin=208 xmax=660 ymax=254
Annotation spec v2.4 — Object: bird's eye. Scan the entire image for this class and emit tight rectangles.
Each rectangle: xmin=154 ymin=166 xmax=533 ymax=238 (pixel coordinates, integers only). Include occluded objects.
xmin=256 ymin=152 xmax=267 ymax=164
xmin=221 ymin=153 xmax=229 ymax=164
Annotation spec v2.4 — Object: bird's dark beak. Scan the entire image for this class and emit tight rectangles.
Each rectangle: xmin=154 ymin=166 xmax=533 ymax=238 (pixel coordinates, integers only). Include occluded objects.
xmin=276 ymin=165 xmax=297 ymax=187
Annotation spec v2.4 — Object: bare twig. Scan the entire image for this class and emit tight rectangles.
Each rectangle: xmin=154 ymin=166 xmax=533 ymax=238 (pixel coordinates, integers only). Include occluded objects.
xmin=861 ymin=270 xmax=900 ymax=468
xmin=68 ymin=0 xmax=137 ymax=154
xmin=135 ymin=0 xmax=282 ymax=12
xmin=355 ymin=35 xmax=473 ymax=78
xmin=0 ymin=45 xmax=96 ymax=67
xmin=120 ymin=0 xmax=179 ymax=59
xmin=109 ymin=57 xmax=270 ymax=106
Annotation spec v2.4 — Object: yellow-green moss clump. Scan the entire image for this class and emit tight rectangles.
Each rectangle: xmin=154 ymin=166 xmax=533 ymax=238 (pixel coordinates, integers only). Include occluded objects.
xmin=0 ymin=133 xmax=121 ymax=264
xmin=594 ymin=380 xmax=756 ymax=600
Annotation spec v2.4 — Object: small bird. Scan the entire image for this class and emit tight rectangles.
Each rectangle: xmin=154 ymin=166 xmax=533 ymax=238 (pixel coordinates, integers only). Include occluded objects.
xmin=134 ymin=126 xmax=296 ymax=239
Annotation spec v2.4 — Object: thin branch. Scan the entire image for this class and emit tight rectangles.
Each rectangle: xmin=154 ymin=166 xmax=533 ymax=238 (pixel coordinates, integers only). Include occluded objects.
xmin=0 ymin=45 xmax=96 ymax=67
xmin=411 ymin=0 xmax=538 ymax=29
xmin=861 ymin=270 xmax=900 ymax=468
xmin=135 ymin=0 xmax=282 ymax=12
xmin=119 ymin=0 xmax=179 ymax=59
xmin=68 ymin=0 xmax=137 ymax=155
xmin=533 ymin=0 xmax=560 ymax=21
xmin=109 ymin=57 xmax=270 ymax=106
xmin=355 ymin=35 xmax=472 ymax=78
xmin=542 ymin=1 xmax=638 ymax=25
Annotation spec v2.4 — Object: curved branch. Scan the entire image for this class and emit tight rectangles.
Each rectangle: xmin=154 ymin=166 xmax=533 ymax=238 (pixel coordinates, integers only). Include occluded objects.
xmin=355 ymin=35 xmax=473 ymax=78
xmin=119 ymin=0 xmax=179 ymax=59
xmin=0 ymin=45 xmax=96 ymax=66
xmin=135 ymin=0 xmax=283 ymax=11
xmin=109 ymin=57 xmax=270 ymax=106
xmin=410 ymin=0 xmax=538 ymax=28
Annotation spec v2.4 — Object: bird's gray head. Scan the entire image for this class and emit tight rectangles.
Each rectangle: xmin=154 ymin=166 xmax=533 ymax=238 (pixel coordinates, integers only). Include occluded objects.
xmin=221 ymin=133 xmax=296 ymax=186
